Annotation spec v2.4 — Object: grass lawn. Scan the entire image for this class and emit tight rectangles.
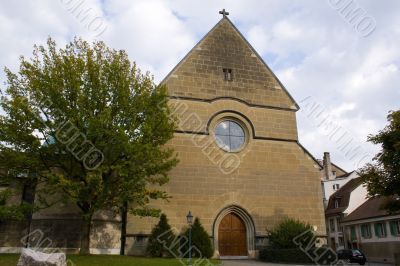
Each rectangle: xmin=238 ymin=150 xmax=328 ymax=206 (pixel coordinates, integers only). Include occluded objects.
xmin=0 ymin=254 xmax=220 ymax=266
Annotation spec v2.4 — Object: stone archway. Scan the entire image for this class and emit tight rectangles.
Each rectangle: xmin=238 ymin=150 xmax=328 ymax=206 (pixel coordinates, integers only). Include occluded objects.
xmin=213 ymin=205 xmax=255 ymax=258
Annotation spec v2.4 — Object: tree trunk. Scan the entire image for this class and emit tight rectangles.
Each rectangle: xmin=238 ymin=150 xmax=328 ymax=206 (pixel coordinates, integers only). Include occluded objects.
xmin=120 ymin=201 xmax=128 ymax=255
xmin=80 ymin=216 xmax=92 ymax=255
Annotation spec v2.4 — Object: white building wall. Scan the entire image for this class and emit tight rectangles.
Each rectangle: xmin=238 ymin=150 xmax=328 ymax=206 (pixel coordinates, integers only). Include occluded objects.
xmin=344 ymin=184 xmax=368 ymax=215
xmin=322 ymin=172 xmax=358 ymax=202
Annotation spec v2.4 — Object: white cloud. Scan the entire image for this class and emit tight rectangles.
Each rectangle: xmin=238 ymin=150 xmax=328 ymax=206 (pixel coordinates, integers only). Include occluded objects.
xmin=1 ymin=0 xmax=399 ymax=171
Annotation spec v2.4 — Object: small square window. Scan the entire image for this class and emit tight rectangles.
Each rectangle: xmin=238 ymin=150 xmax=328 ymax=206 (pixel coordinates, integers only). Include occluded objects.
xmin=223 ymin=68 xmax=233 ymax=81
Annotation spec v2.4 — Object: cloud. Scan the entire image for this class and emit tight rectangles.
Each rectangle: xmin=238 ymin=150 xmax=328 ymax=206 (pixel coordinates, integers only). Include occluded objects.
xmin=1 ymin=0 xmax=399 ymax=171
xmin=101 ymin=0 xmax=195 ymax=78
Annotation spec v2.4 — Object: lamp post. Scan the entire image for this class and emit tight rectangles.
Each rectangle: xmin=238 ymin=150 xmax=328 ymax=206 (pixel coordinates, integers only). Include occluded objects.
xmin=186 ymin=211 xmax=193 ymax=266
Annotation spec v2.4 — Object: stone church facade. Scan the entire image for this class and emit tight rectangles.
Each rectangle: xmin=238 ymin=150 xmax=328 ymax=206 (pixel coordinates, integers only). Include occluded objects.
xmin=0 ymin=14 xmax=326 ymax=258
xmin=125 ymin=15 xmax=326 ymax=257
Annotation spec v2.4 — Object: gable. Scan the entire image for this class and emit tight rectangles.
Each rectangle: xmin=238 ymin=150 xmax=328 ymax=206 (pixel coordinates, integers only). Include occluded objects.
xmin=162 ymin=18 xmax=299 ymax=110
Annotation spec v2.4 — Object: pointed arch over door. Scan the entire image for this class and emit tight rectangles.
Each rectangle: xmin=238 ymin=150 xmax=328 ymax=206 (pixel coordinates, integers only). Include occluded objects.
xmin=213 ymin=205 xmax=255 ymax=257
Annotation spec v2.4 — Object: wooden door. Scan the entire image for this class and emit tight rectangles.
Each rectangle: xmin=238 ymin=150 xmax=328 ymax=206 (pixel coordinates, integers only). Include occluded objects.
xmin=218 ymin=213 xmax=247 ymax=256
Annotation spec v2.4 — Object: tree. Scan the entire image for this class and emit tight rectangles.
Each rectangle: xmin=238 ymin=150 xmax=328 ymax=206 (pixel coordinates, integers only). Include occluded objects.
xmin=359 ymin=110 xmax=400 ymax=212
xmin=146 ymin=214 xmax=176 ymax=257
xmin=0 ymin=38 xmax=178 ymax=254
xmin=181 ymin=217 xmax=213 ymax=259
xmin=267 ymin=218 xmax=313 ymax=249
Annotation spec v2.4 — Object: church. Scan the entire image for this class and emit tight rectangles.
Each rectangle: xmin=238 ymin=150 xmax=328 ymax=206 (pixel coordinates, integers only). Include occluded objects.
xmin=125 ymin=11 xmax=326 ymax=258
xmin=0 ymin=11 xmax=326 ymax=258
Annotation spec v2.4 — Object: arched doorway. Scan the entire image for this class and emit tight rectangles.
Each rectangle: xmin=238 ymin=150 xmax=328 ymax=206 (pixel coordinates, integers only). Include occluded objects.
xmin=218 ymin=213 xmax=247 ymax=256
xmin=213 ymin=205 xmax=255 ymax=257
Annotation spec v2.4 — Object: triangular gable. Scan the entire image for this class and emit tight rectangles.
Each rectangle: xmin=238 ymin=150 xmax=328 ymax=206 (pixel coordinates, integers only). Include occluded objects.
xmin=161 ymin=17 xmax=299 ymax=110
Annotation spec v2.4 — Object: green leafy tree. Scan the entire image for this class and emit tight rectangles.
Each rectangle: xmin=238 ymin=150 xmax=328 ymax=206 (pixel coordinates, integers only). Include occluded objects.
xmin=0 ymin=38 xmax=178 ymax=254
xmin=267 ymin=218 xmax=313 ymax=249
xmin=182 ymin=217 xmax=213 ymax=258
xmin=359 ymin=110 xmax=400 ymax=212
xmin=147 ymin=214 xmax=177 ymax=257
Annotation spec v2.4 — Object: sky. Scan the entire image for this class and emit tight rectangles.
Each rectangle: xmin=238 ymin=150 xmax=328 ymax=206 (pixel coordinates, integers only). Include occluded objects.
xmin=0 ymin=0 xmax=399 ymax=171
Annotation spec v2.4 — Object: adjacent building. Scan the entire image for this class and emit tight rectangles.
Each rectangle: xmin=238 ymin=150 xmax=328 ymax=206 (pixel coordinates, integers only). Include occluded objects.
xmin=324 ymin=177 xmax=367 ymax=251
xmin=320 ymin=152 xmax=357 ymax=208
xmin=342 ymin=196 xmax=400 ymax=263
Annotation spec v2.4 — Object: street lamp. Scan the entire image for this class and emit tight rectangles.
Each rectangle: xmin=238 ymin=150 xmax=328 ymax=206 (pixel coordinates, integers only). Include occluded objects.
xmin=186 ymin=211 xmax=193 ymax=266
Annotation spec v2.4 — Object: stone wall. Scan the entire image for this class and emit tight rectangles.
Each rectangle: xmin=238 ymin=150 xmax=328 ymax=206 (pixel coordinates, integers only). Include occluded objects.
xmin=0 ymin=218 xmax=121 ymax=254
xmin=0 ymin=220 xmax=29 ymax=252
xmin=169 ymin=98 xmax=298 ymax=140
xmin=360 ymin=241 xmax=400 ymax=263
xmin=163 ymin=19 xmax=298 ymax=110
xmin=126 ymin=17 xmax=326 ymax=257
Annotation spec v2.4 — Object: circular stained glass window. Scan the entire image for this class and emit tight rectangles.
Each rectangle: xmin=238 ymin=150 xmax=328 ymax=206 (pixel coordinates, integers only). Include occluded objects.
xmin=215 ymin=120 xmax=245 ymax=152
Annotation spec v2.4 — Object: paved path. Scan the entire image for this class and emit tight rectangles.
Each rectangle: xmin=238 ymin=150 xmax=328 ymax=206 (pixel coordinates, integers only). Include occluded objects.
xmin=221 ymin=260 xmax=269 ymax=266
xmin=221 ymin=260 xmax=394 ymax=266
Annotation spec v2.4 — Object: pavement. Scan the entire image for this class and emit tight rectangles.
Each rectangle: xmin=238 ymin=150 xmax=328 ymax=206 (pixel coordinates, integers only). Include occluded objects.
xmin=221 ymin=260 xmax=394 ymax=266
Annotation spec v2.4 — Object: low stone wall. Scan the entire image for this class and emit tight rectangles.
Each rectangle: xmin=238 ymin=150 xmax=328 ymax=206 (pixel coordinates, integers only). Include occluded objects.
xmin=360 ymin=241 xmax=400 ymax=263
xmin=0 ymin=220 xmax=29 ymax=252
xmin=394 ymin=252 xmax=400 ymax=266
xmin=0 ymin=218 xmax=121 ymax=254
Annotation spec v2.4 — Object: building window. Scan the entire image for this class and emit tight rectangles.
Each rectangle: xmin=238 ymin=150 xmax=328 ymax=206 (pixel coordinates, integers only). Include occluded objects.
xmin=134 ymin=235 xmax=147 ymax=246
xmin=350 ymin=226 xmax=357 ymax=240
xmin=333 ymin=184 xmax=340 ymax=190
xmin=374 ymin=222 xmax=387 ymax=238
xmin=361 ymin=224 xmax=372 ymax=238
xmin=330 ymin=219 xmax=335 ymax=232
xmin=215 ymin=120 xmax=245 ymax=152
xmin=336 ymin=217 xmax=343 ymax=232
xmin=334 ymin=199 xmax=340 ymax=208
xmin=389 ymin=220 xmax=400 ymax=236
xmin=338 ymin=236 xmax=344 ymax=245
xmin=223 ymin=68 xmax=233 ymax=81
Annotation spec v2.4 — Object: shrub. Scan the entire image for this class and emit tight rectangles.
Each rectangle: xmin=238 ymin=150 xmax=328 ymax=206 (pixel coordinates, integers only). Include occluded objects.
xmin=181 ymin=217 xmax=213 ymax=258
xmin=267 ymin=218 xmax=313 ymax=249
xmin=261 ymin=219 xmax=338 ymax=264
xmin=146 ymin=214 xmax=176 ymax=257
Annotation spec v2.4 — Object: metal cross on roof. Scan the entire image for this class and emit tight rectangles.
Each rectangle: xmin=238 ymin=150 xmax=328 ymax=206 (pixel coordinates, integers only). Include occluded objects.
xmin=219 ymin=9 xmax=229 ymax=17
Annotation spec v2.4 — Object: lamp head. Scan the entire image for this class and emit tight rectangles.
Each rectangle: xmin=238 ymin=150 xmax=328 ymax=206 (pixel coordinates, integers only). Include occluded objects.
xmin=186 ymin=211 xmax=193 ymax=225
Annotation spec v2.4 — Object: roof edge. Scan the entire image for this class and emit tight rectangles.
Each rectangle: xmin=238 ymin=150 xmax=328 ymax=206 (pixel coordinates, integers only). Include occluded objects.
xmin=223 ymin=17 xmax=300 ymax=111
xmin=159 ymin=16 xmax=300 ymax=111
xmin=297 ymin=141 xmax=323 ymax=170
xmin=331 ymin=162 xmax=349 ymax=175
xmin=159 ymin=17 xmax=226 ymax=85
